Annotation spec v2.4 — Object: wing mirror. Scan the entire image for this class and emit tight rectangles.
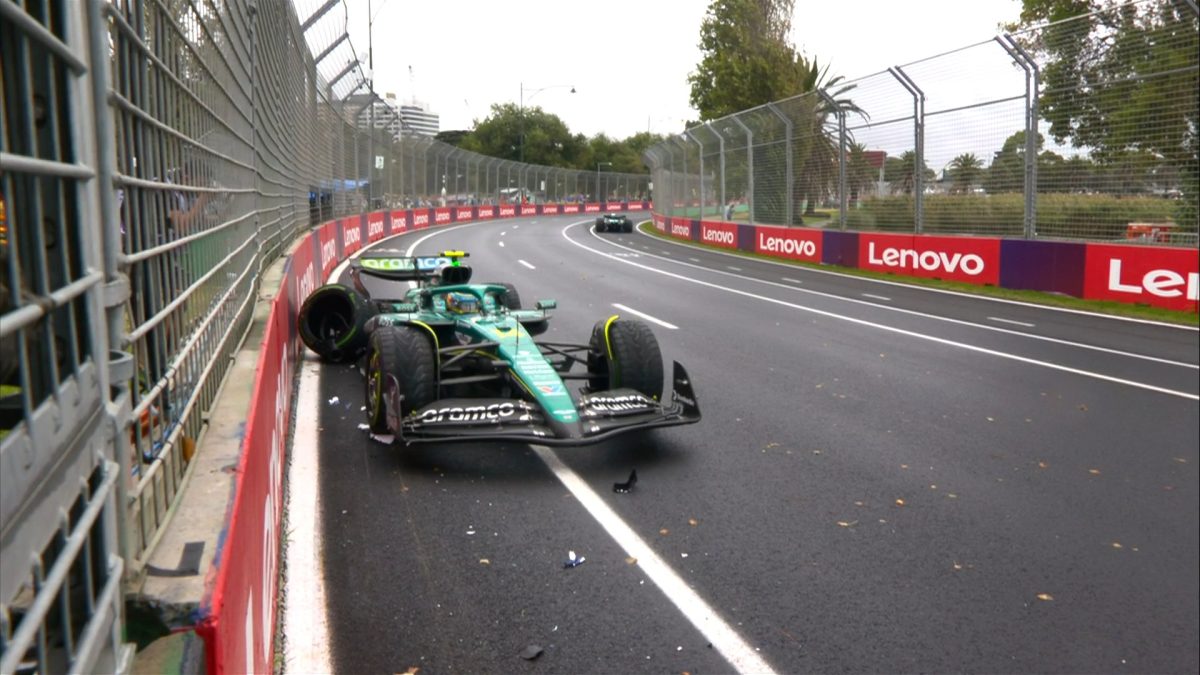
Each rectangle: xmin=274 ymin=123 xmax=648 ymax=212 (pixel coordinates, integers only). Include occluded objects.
xmin=535 ymin=299 xmax=557 ymax=311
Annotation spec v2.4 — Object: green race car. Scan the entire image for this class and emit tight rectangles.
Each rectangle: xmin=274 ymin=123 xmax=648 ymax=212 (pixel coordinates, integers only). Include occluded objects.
xmin=595 ymin=212 xmax=633 ymax=233
xmin=297 ymin=251 xmax=699 ymax=446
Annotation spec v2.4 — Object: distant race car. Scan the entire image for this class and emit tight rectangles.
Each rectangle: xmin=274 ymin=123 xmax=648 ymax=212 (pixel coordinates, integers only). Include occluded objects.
xmin=595 ymin=212 xmax=633 ymax=233
xmin=296 ymin=251 xmax=700 ymax=446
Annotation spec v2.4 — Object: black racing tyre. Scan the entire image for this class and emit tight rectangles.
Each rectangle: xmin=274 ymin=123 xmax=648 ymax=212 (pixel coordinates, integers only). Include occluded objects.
xmin=594 ymin=217 xmax=603 ymax=228
xmin=365 ymin=325 xmax=438 ymax=432
xmin=587 ymin=317 xmax=664 ymax=401
xmin=298 ymin=284 xmax=375 ymax=363
xmin=484 ymin=282 xmax=521 ymax=310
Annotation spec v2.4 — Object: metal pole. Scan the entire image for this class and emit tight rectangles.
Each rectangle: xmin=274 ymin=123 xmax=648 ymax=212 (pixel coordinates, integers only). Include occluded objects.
xmin=685 ymin=130 xmax=704 ymax=216
xmin=1001 ymin=34 xmax=1040 ymax=238
xmin=766 ymin=103 xmax=793 ymax=226
xmin=732 ymin=116 xmax=754 ymax=226
xmin=889 ymin=67 xmax=925 ymax=233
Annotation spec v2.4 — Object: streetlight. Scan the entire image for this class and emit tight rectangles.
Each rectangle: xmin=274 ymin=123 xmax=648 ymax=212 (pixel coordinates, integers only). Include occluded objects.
xmin=596 ymin=161 xmax=612 ymax=203
xmin=520 ymin=82 xmax=575 ymax=164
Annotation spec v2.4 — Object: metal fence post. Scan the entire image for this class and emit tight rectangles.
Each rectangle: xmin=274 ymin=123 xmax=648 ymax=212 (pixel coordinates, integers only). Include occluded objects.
xmin=889 ymin=66 xmax=925 ymax=233
xmin=999 ymin=34 xmax=1041 ymax=239
xmin=732 ymin=116 xmax=754 ymax=225
xmin=765 ymin=103 xmax=793 ymax=226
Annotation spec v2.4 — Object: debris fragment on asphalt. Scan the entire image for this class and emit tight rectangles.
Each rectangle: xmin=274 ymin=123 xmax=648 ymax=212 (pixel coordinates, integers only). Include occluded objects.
xmin=613 ymin=469 xmax=638 ymax=493
xmin=357 ymin=423 xmax=370 ymax=430
xmin=563 ymin=550 xmax=586 ymax=568
xmin=520 ymin=645 xmax=544 ymax=661
xmin=328 ymin=396 xmax=339 ymax=405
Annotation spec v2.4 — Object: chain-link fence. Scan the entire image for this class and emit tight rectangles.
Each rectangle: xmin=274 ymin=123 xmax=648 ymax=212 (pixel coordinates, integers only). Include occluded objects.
xmin=2 ymin=0 xmax=650 ymax=671
xmin=646 ymin=0 xmax=1199 ymax=246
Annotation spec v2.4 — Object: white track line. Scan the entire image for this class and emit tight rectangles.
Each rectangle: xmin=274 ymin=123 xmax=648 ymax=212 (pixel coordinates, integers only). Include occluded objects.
xmin=862 ymin=293 xmax=892 ymax=302
xmin=590 ymin=226 xmax=1198 ymax=371
xmin=989 ymin=316 xmax=1035 ymax=328
xmin=518 ymin=259 xmax=536 ymax=270
xmin=531 ymin=446 xmax=778 ymax=675
xmin=782 ymin=278 xmax=803 ymax=284
xmin=570 ymin=225 xmax=1198 ymax=398
xmin=611 ymin=303 xmax=679 ymax=330
xmin=632 ymin=224 xmax=1197 ymax=331
xmin=284 ymin=357 xmax=332 ymax=675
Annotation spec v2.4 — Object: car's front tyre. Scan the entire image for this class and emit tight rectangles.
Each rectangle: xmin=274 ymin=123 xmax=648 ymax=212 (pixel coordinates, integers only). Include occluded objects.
xmin=587 ymin=317 xmax=664 ymax=401
xmin=365 ymin=325 xmax=438 ymax=433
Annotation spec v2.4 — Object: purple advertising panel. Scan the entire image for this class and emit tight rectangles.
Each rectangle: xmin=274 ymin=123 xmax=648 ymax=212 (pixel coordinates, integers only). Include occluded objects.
xmin=999 ymin=240 xmax=1086 ymax=297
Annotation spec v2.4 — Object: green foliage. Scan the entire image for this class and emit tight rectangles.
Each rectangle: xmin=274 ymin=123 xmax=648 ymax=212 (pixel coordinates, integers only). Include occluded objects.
xmin=1009 ymin=0 xmax=1199 ymax=229
xmin=846 ymin=193 xmax=1179 ymax=239
xmin=687 ymin=0 xmax=799 ymax=121
xmin=455 ymin=103 xmax=665 ymax=174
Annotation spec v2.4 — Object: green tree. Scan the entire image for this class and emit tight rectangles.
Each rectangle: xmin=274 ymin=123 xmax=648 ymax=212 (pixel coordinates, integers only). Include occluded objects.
xmin=1009 ymin=0 xmax=1198 ymax=228
xmin=459 ymin=103 xmax=585 ymax=167
xmin=948 ymin=153 xmax=983 ymax=194
xmin=886 ymin=151 xmax=933 ymax=195
xmin=688 ymin=0 xmax=798 ymax=121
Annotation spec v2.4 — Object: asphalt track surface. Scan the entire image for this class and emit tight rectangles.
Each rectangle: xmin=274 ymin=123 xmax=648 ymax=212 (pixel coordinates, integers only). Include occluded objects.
xmin=302 ymin=213 xmax=1198 ymax=674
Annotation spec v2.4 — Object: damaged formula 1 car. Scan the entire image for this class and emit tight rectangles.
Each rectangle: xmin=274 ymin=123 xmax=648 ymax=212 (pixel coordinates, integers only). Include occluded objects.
xmin=296 ymin=251 xmax=700 ymax=445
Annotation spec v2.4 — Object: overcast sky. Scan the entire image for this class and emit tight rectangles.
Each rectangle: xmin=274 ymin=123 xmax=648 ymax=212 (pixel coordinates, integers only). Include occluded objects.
xmin=344 ymin=0 xmax=1024 ymax=143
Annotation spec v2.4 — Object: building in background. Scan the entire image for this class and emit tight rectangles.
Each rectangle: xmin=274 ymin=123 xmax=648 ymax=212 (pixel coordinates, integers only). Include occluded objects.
xmin=398 ymin=100 xmax=439 ymax=137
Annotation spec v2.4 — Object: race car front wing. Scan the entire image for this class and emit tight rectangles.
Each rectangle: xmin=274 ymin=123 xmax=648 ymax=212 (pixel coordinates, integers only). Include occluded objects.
xmin=384 ymin=362 xmax=701 ymax=446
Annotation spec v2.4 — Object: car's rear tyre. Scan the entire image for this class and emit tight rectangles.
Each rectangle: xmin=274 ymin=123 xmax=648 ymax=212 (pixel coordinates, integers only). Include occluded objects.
xmin=298 ymin=284 xmax=375 ymax=363
xmin=587 ymin=317 xmax=664 ymax=400
xmin=365 ymin=326 xmax=438 ymax=433
xmin=484 ymin=282 xmax=521 ymax=309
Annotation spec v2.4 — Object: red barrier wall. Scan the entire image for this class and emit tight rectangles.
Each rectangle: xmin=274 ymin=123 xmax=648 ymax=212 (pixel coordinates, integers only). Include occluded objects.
xmin=858 ymin=233 xmax=1001 ymax=286
xmin=1084 ymin=243 xmax=1199 ymax=312
xmin=753 ymin=225 xmax=822 ymax=262
xmin=698 ymin=221 xmax=738 ymax=250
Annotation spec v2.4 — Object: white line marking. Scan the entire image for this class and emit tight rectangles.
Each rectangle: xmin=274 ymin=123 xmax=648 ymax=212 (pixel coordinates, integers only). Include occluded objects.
xmin=518 ymin=259 xmax=536 ymax=270
xmin=501 ymin=231 xmax=507 ymax=236
xmin=689 ymin=258 xmax=701 ymax=263
xmin=611 ymin=303 xmax=679 ymax=329
xmin=564 ymin=225 xmax=1198 ymax=397
xmin=498 ymin=240 xmax=505 ymax=247
xmin=989 ymin=316 xmax=1035 ymax=328
xmin=727 ymin=266 xmax=743 ymax=272
xmin=862 ymin=293 xmax=892 ymax=302
xmin=284 ymin=356 xmax=333 ymax=675
xmin=587 ymin=228 xmax=1198 ymax=371
xmin=632 ymin=226 xmax=1196 ymax=331
xmin=531 ymin=446 xmax=777 ymax=675
xmin=782 ymin=278 xmax=803 ymax=284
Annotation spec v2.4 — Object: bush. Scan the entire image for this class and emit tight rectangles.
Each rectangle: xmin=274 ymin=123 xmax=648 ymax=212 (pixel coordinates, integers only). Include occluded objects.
xmin=848 ymin=193 xmax=1179 ymax=239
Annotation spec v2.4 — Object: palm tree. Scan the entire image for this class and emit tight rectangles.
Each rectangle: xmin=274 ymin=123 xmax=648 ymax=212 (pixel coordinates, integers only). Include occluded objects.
xmin=948 ymin=153 xmax=983 ymax=194
xmin=788 ymin=58 xmax=864 ymax=223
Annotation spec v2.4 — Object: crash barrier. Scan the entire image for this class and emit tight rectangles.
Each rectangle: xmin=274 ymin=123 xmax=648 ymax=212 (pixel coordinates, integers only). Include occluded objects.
xmin=0 ymin=0 xmax=656 ymax=671
xmin=651 ymin=214 xmax=1199 ymax=313
xmin=196 ymin=200 xmax=640 ymax=673
xmin=644 ymin=0 xmax=1198 ymax=246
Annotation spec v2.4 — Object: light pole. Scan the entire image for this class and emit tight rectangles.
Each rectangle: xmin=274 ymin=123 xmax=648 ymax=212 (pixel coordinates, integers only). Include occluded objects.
xmin=520 ymin=82 xmax=575 ymax=164
xmin=595 ymin=161 xmax=612 ymax=203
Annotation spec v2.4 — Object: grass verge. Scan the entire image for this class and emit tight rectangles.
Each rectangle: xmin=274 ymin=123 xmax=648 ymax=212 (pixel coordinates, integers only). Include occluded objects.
xmin=634 ymin=221 xmax=1198 ymax=327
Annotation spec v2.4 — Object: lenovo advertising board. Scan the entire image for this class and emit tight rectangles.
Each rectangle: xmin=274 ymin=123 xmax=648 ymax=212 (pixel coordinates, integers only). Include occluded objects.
xmin=754 ymin=225 xmax=821 ymax=262
xmin=699 ymin=221 xmax=738 ymax=250
xmin=1083 ymin=243 xmax=1199 ymax=312
xmin=858 ymin=233 xmax=1001 ymax=285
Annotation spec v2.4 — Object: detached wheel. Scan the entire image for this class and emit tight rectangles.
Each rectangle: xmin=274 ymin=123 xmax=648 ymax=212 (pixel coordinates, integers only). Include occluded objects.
xmin=365 ymin=326 xmax=438 ymax=433
xmin=587 ymin=317 xmax=664 ymax=401
xmin=297 ymin=284 xmax=375 ymax=363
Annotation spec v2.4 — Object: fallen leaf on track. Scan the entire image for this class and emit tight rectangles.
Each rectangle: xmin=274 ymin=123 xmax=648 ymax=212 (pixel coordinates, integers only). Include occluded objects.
xmin=1036 ymin=593 xmax=1054 ymax=601
xmin=837 ymin=520 xmax=858 ymax=528
xmin=895 ymin=499 xmax=906 ymax=506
